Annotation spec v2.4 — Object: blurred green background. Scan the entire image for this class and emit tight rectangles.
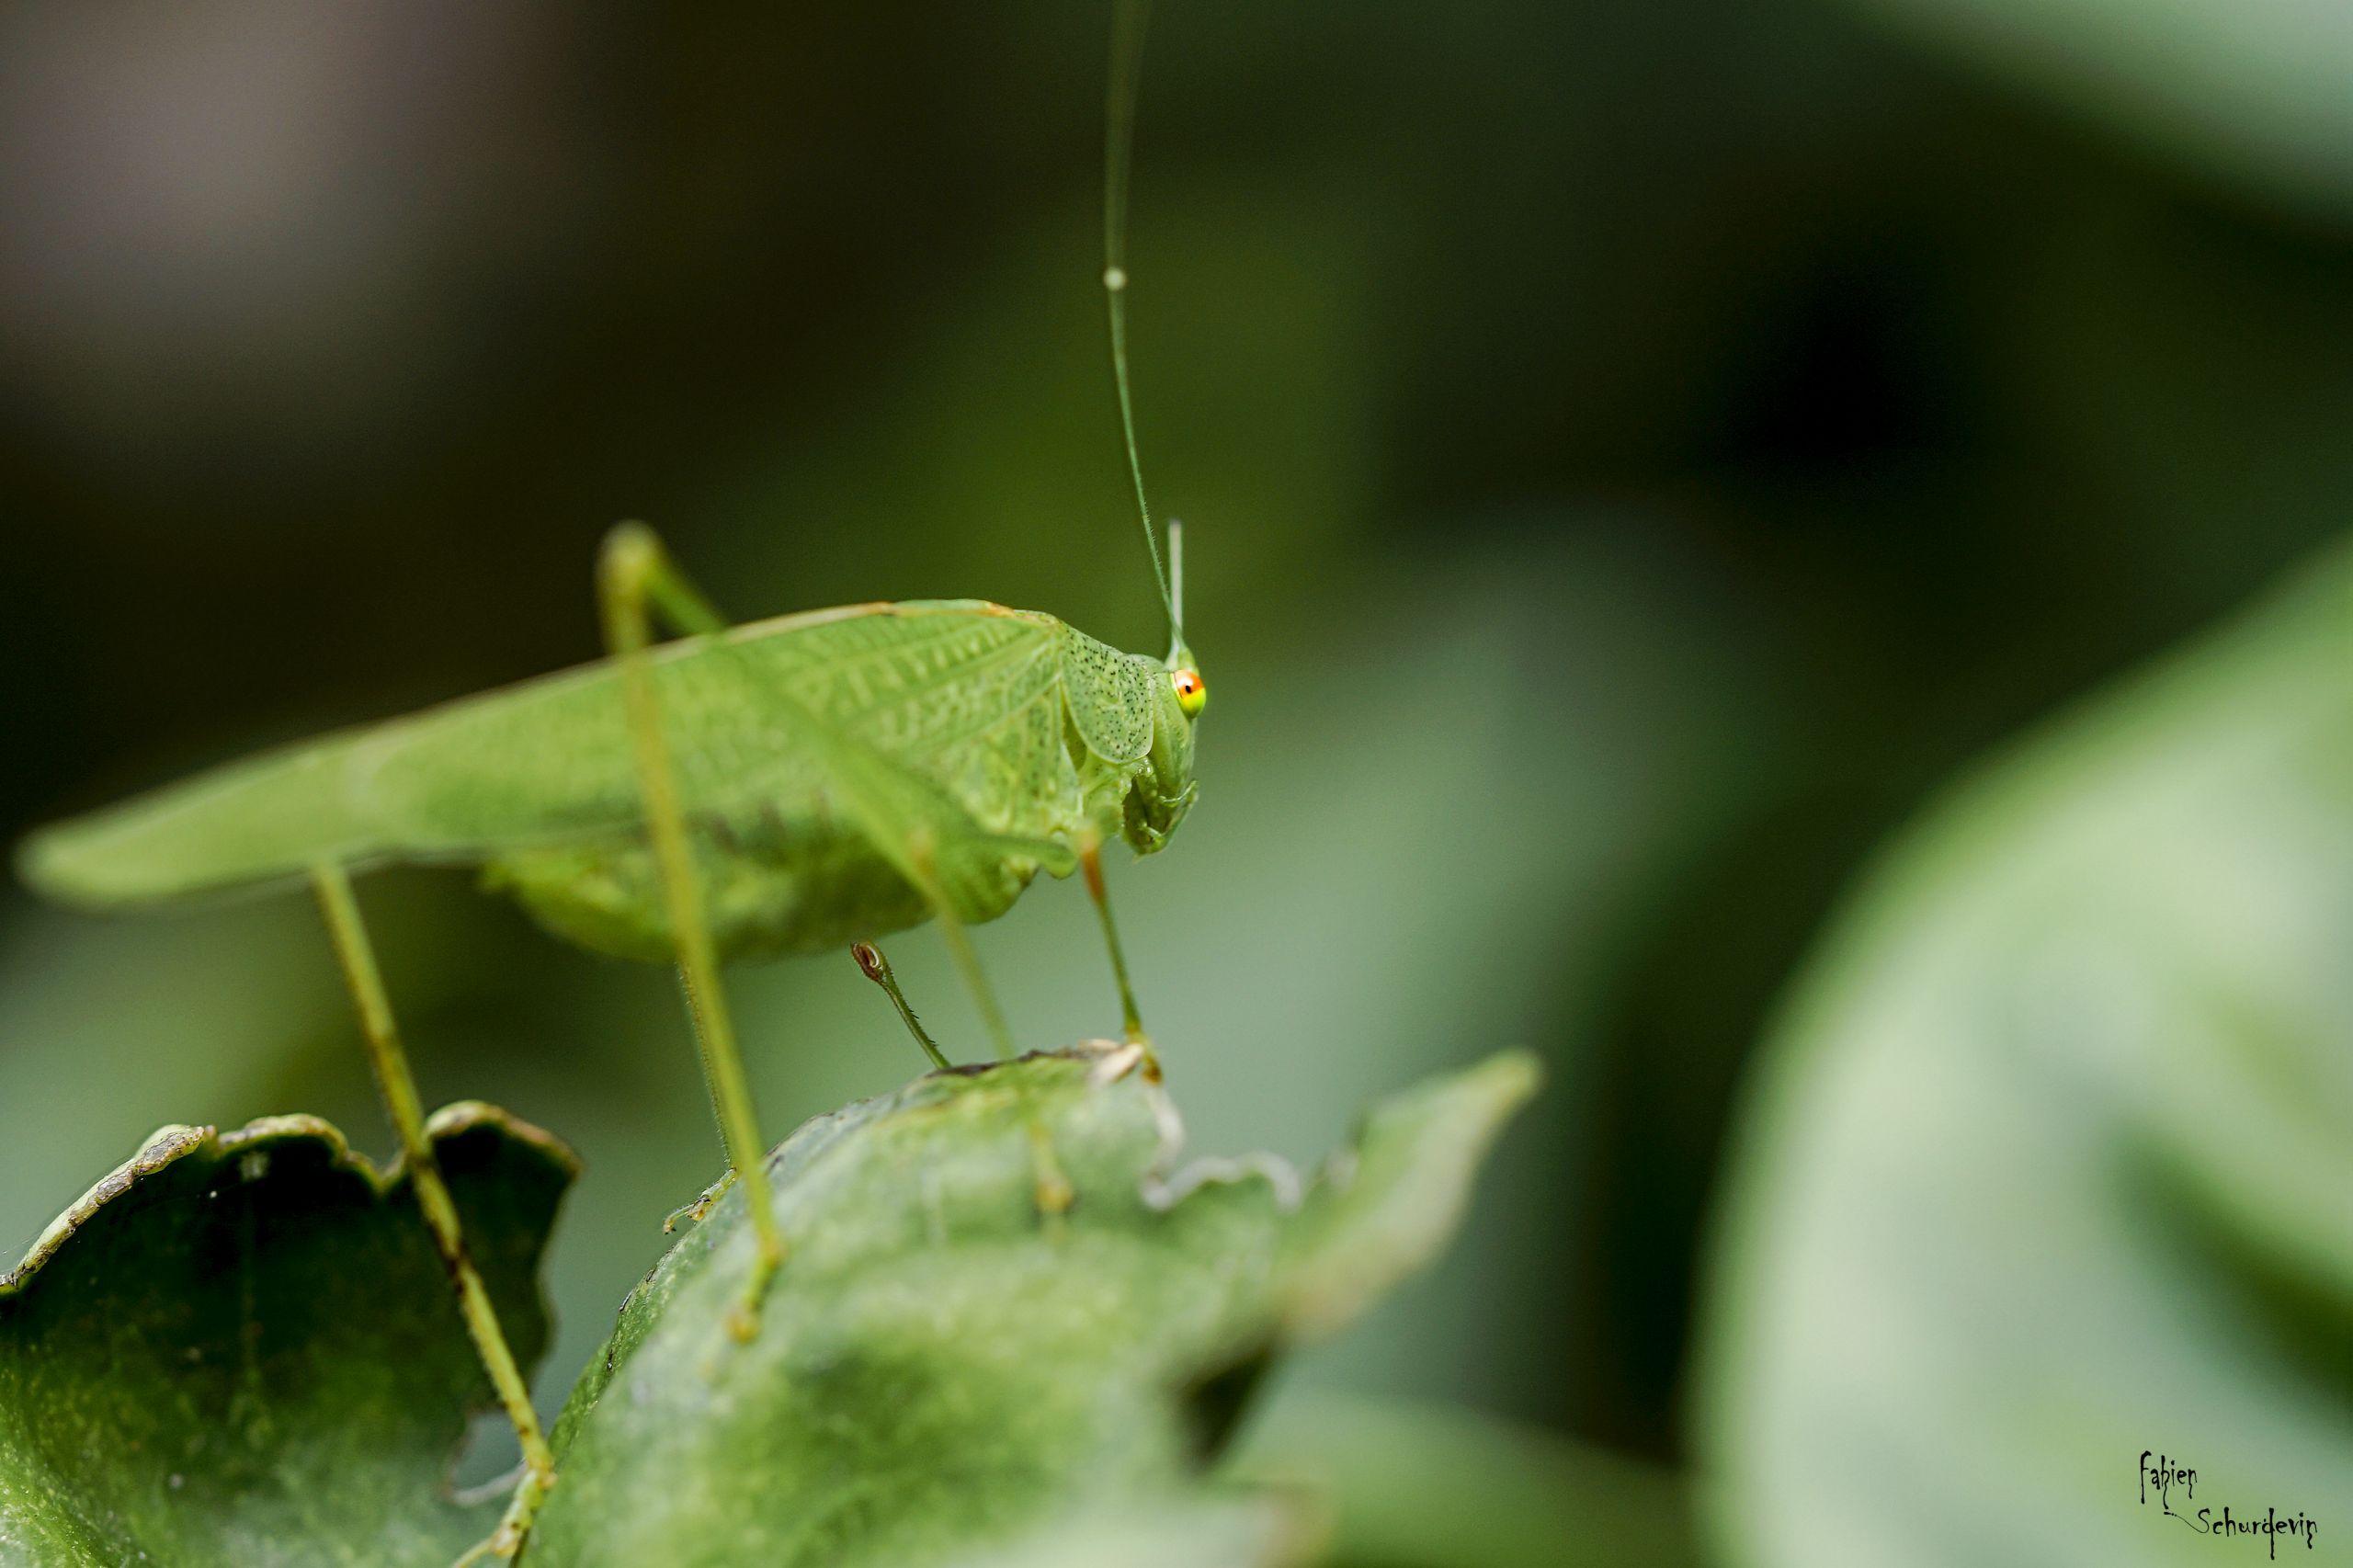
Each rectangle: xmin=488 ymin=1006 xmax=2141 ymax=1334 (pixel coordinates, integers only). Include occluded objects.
xmin=1 ymin=1 xmax=2347 ymax=1563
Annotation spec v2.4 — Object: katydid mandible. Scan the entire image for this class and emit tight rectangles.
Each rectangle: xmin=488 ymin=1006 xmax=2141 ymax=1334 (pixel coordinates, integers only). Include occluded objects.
xmin=14 ymin=0 xmax=1199 ymax=1561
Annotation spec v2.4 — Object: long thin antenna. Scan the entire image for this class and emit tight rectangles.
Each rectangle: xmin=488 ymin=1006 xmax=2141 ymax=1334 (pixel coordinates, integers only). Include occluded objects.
xmin=1105 ymin=0 xmax=1184 ymax=651
xmin=1168 ymin=517 xmax=1184 ymax=630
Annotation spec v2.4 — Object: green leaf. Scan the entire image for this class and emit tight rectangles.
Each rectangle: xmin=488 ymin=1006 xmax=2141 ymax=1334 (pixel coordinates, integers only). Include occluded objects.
xmin=1232 ymin=1391 xmax=1700 ymax=1568
xmin=1837 ymin=0 xmax=2353 ymax=221
xmin=944 ymin=1494 xmax=1313 ymax=1568
xmin=1696 ymin=541 xmax=2353 ymax=1566
xmin=1279 ymin=1052 xmax=1544 ymax=1339
xmin=0 ymin=1103 xmax=575 ymax=1567
xmin=524 ymin=1047 xmax=1538 ymax=1568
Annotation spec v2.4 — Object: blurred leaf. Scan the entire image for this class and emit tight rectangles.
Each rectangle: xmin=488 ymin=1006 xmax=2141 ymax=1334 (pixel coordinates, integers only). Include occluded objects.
xmin=1842 ymin=0 xmax=2353 ymax=220
xmin=1232 ymin=1390 xmax=1699 ymax=1568
xmin=1280 ymin=1053 xmax=1550 ymax=1339
xmin=1698 ymin=540 xmax=2353 ymax=1565
xmin=945 ymin=1494 xmax=1315 ymax=1568
xmin=0 ymin=1103 xmax=574 ymax=1567
xmin=523 ymin=1047 xmax=1537 ymax=1567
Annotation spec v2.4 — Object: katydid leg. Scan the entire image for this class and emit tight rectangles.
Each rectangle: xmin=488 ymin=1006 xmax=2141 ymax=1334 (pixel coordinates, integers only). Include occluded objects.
xmin=851 ymin=941 xmax=1076 ymax=1218
xmin=596 ymin=574 xmax=1045 ymax=1068
xmin=904 ymin=834 xmax=1018 ymax=1062
xmin=598 ymin=521 xmax=783 ymax=1337
xmin=1078 ymin=830 xmax=1150 ymax=1049
xmin=310 ymin=863 xmax=554 ymax=1562
xmin=851 ymin=942 xmax=952 ymax=1070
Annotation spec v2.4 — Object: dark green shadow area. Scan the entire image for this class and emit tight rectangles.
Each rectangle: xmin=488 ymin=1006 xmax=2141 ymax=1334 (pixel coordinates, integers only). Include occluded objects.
xmin=0 ymin=1104 xmax=574 ymax=1568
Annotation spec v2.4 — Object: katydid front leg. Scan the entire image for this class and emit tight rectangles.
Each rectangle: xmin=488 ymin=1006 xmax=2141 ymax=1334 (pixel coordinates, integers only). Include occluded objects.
xmin=1078 ymin=828 xmax=1157 ymax=1072
xmin=311 ymin=864 xmax=555 ymax=1563
xmin=598 ymin=521 xmax=783 ymax=1340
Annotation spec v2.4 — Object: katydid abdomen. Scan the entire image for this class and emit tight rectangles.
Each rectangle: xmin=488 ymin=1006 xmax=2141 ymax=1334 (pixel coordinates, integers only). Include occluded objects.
xmin=483 ymin=815 xmax=968 ymax=964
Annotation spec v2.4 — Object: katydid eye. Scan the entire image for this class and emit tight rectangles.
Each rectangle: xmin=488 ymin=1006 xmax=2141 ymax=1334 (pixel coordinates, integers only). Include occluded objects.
xmin=1170 ymin=668 xmax=1207 ymax=718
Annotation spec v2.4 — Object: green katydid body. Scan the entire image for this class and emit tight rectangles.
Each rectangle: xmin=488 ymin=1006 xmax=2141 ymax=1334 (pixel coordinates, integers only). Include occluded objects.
xmin=12 ymin=6 xmax=1200 ymax=1554
xmin=18 ymin=600 xmax=1200 ymax=962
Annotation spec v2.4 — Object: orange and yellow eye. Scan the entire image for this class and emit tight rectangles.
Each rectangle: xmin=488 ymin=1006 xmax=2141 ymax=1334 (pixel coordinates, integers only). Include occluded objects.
xmin=1170 ymin=667 xmax=1208 ymax=718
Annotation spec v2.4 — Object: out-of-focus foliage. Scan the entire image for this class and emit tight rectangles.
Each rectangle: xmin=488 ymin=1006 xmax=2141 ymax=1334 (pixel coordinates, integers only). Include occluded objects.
xmin=1835 ymin=0 xmax=2353 ymax=221
xmin=1696 ymin=540 xmax=2353 ymax=1564
xmin=1 ymin=0 xmax=2351 ymax=1559
xmin=1233 ymin=1392 xmax=1701 ymax=1568
xmin=0 ymin=1107 xmax=572 ymax=1567
xmin=527 ymin=1049 xmax=1537 ymax=1567
xmin=945 ymin=1496 xmax=1313 ymax=1568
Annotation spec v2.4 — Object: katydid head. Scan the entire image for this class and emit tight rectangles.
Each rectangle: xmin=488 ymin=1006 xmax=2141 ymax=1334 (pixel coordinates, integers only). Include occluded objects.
xmin=1155 ymin=517 xmax=1203 ymax=808
xmin=1161 ymin=517 xmax=1204 ymax=714
xmin=1126 ymin=665 xmax=1199 ymax=853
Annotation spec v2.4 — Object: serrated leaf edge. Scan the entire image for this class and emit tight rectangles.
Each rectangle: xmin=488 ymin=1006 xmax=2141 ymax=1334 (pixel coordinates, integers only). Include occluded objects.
xmin=0 ymin=1100 xmax=579 ymax=1296
xmin=1275 ymin=1049 xmax=1544 ymax=1340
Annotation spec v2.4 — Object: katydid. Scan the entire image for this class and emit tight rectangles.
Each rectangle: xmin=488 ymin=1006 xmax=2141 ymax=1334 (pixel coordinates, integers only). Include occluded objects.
xmin=15 ymin=1 xmax=1198 ymax=1561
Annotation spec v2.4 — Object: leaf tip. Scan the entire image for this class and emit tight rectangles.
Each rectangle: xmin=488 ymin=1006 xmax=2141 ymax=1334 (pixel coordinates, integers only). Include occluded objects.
xmin=1274 ymin=1049 xmax=1544 ymax=1340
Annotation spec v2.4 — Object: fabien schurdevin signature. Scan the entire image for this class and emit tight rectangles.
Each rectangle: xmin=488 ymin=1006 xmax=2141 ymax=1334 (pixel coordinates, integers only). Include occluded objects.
xmin=2141 ymin=1451 xmax=2317 ymax=1559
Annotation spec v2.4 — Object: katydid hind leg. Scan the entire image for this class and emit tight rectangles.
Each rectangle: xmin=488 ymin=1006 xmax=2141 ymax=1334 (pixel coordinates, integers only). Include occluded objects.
xmin=599 ymin=522 xmax=785 ymax=1336
xmin=309 ymin=863 xmax=556 ymax=1562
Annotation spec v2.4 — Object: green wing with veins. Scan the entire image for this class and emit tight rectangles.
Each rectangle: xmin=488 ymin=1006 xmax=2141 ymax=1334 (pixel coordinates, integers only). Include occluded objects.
xmin=18 ymin=603 xmax=1087 ymax=909
xmin=360 ymin=603 xmax=1074 ymax=850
